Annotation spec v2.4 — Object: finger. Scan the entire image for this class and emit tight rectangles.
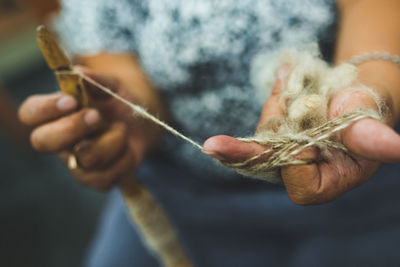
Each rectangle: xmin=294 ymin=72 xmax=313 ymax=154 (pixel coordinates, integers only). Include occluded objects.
xmin=74 ymin=65 xmax=120 ymax=100
xmin=342 ymin=118 xmax=400 ymax=163
xmin=30 ymin=108 xmax=102 ymax=153
xmin=281 ymin=146 xmax=379 ymax=206
xmin=280 ymin=147 xmax=322 ymax=205
xmin=203 ymin=135 xmax=267 ymax=162
xmin=328 ymin=87 xmax=379 ymax=119
xmin=19 ymin=93 xmax=78 ymax=126
xmin=257 ymin=65 xmax=290 ymax=130
xmin=329 ymin=88 xmax=400 ymax=162
xmin=74 ymin=147 xmax=135 ymax=191
xmin=74 ymin=122 xmax=128 ymax=169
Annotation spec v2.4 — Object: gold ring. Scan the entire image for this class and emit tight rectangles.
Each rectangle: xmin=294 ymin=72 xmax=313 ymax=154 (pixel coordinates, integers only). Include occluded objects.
xmin=67 ymin=143 xmax=84 ymax=170
xmin=67 ymin=153 xmax=79 ymax=170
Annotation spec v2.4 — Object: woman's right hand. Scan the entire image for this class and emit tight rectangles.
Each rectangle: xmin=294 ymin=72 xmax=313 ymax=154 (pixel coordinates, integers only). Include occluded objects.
xmin=18 ymin=67 xmax=150 ymax=190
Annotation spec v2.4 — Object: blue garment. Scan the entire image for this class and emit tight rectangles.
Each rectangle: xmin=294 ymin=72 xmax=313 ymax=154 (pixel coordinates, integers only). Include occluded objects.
xmin=56 ymin=0 xmax=336 ymax=177
xmin=85 ymin=150 xmax=400 ymax=267
xmin=54 ymin=2 xmax=400 ymax=266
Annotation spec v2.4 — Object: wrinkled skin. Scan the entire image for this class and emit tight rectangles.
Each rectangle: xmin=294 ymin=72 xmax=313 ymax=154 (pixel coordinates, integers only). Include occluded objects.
xmin=204 ymin=66 xmax=400 ymax=205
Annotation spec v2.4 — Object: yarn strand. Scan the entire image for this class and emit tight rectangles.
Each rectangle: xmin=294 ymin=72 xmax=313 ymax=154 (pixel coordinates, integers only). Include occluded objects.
xmin=58 ymin=70 xmax=203 ymax=150
xmin=56 ymin=68 xmax=381 ymax=181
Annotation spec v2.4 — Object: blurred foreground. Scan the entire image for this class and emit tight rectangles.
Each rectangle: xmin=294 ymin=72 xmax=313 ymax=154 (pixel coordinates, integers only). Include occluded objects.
xmin=0 ymin=3 xmax=107 ymax=266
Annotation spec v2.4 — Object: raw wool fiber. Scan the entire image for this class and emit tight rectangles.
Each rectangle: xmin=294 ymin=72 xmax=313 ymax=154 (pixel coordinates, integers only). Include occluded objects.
xmin=222 ymin=47 xmax=383 ymax=182
xmin=59 ymin=47 xmax=382 ymax=183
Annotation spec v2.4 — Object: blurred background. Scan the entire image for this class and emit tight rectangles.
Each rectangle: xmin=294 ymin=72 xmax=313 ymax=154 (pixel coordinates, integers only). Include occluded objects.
xmin=0 ymin=1 xmax=107 ymax=266
xmin=1 ymin=1 xmax=400 ymax=267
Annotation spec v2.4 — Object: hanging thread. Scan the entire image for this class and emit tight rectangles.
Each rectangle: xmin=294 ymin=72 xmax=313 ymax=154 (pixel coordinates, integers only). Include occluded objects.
xmin=56 ymin=48 xmax=388 ymax=182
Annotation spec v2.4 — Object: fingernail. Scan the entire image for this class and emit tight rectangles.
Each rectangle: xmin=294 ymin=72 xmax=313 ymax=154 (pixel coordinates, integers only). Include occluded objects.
xmin=57 ymin=95 xmax=77 ymax=112
xmin=84 ymin=109 xmax=101 ymax=126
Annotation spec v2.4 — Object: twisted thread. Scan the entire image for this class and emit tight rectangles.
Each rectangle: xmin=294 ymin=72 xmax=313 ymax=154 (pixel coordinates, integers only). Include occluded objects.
xmin=56 ymin=69 xmax=381 ymax=180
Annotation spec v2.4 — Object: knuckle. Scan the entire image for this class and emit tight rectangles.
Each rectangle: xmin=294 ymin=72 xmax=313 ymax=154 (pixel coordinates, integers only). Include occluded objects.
xmin=30 ymin=130 xmax=48 ymax=152
xmin=54 ymin=120 xmax=80 ymax=151
xmin=62 ymin=117 xmax=79 ymax=136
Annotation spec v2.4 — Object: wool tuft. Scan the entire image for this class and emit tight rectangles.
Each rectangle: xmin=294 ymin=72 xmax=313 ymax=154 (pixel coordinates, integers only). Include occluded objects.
xmin=224 ymin=47 xmax=382 ymax=182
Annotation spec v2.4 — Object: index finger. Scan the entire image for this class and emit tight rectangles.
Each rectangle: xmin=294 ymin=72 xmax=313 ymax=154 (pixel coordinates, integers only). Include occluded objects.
xmin=257 ymin=65 xmax=290 ymax=131
xmin=19 ymin=92 xmax=77 ymax=127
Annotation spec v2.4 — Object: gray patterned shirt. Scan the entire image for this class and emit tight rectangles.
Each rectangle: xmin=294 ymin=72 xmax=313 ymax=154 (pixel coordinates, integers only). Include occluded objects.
xmin=56 ymin=0 xmax=335 ymax=177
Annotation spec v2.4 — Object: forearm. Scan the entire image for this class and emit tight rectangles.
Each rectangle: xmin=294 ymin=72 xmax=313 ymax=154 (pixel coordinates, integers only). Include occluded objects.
xmin=336 ymin=0 xmax=400 ymax=124
xmin=76 ymin=52 xmax=167 ymax=150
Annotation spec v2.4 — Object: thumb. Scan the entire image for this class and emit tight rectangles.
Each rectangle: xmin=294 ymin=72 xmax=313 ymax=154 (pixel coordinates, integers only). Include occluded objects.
xmin=74 ymin=65 xmax=120 ymax=100
xmin=203 ymin=135 xmax=267 ymax=162
xmin=329 ymin=87 xmax=400 ymax=163
xmin=342 ymin=118 xmax=400 ymax=163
